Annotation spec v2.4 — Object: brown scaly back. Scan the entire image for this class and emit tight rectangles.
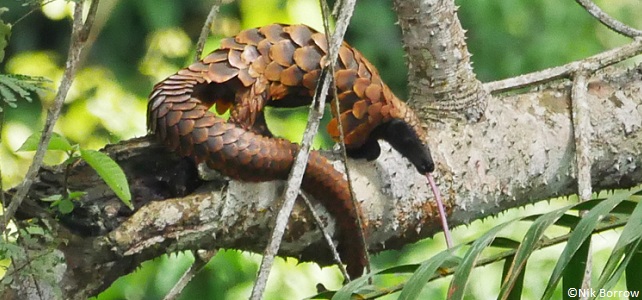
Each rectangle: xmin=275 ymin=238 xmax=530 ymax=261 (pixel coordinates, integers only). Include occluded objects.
xmin=148 ymin=23 xmax=435 ymax=279
xmin=147 ymin=25 xmax=370 ymax=278
xmin=178 ymin=23 xmax=428 ymax=150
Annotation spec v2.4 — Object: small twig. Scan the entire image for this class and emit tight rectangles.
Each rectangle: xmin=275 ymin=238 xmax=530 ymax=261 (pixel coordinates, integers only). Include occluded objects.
xmin=12 ymin=0 xmax=58 ymax=25
xmin=331 ymin=0 xmax=341 ymax=19
xmin=298 ymin=193 xmax=349 ymax=277
xmin=194 ymin=2 xmax=221 ymax=62
xmin=1 ymin=0 xmax=100 ymax=233
xmin=571 ymin=70 xmax=592 ymax=202
xmin=162 ymin=9 xmax=222 ymax=299
xmin=484 ymin=38 xmax=642 ymax=93
xmin=163 ymin=250 xmax=217 ymax=300
xmin=249 ymin=2 xmax=356 ymax=298
xmin=249 ymin=64 xmax=330 ymax=300
xmin=571 ymin=69 xmax=593 ymax=294
xmin=575 ymin=0 xmax=642 ymax=38
xmin=320 ymin=0 xmax=369 ymax=281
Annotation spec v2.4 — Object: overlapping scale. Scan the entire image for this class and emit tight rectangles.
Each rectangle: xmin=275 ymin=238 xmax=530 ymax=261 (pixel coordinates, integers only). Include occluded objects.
xmin=284 ymin=24 xmax=313 ymax=47
xmin=207 ymin=62 xmax=238 ymax=83
xmin=146 ymin=24 xmax=434 ymax=280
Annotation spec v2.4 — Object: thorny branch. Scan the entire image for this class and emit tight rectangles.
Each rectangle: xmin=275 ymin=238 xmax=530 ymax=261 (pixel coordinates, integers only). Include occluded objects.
xmin=574 ymin=0 xmax=642 ymax=38
xmin=484 ymin=38 xmax=642 ymax=93
xmin=3 ymin=1 xmax=642 ymax=298
xmin=1 ymin=0 xmax=100 ymax=233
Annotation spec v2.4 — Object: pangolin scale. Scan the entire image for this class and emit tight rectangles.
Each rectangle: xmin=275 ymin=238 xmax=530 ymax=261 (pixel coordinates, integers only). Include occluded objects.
xmin=147 ymin=23 xmax=435 ymax=278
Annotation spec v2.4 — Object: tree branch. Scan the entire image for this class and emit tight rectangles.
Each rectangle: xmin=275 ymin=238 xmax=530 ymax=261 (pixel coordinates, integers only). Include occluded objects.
xmin=571 ymin=70 xmax=592 ymax=201
xmin=575 ymin=0 xmax=642 ymax=38
xmin=393 ymin=0 xmax=489 ymax=121
xmin=3 ymin=61 xmax=642 ymax=298
xmin=485 ymin=39 xmax=642 ymax=93
xmin=193 ymin=1 xmax=220 ymax=62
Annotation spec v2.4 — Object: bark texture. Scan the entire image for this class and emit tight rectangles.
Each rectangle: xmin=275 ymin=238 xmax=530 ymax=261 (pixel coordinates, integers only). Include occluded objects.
xmin=3 ymin=0 xmax=642 ymax=297
xmin=3 ymin=63 xmax=642 ymax=299
xmin=393 ymin=0 xmax=489 ymax=121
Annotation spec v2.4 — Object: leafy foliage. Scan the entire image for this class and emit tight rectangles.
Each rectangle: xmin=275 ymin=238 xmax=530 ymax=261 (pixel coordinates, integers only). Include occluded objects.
xmin=41 ymin=191 xmax=87 ymax=214
xmin=2 ymin=1 xmax=641 ymax=299
xmin=0 ymin=8 xmax=50 ymax=112
xmin=0 ymin=74 xmax=51 ymax=112
xmin=0 ymin=223 xmax=64 ymax=298
xmin=315 ymin=188 xmax=642 ymax=299
xmin=18 ymin=132 xmax=132 ymax=210
xmin=17 ymin=131 xmax=73 ymax=152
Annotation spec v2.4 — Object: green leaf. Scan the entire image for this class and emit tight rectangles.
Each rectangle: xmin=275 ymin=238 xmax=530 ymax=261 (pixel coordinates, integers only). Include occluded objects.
xmin=57 ymin=199 xmax=74 ymax=214
xmin=552 ymin=214 xmax=582 ymax=229
xmin=0 ymin=83 xmax=16 ymax=105
xmin=0 ymin=74 xmax=51 ymax=111
xmin=501 ymin=255 xmax=525 ymax=300
xmin=67 ymin=191 xmax=87 ymax=200
xmin=599 ymin=238 xmax=642 ymax=294
xmin=448 ymin=218 xmax=520 ymax=300
xmin=80 ymin=149 xmax=132 ymax=209
xmin=592 ymin=238 xmax=639 ymax=296
xmin=563 ymin=238 xmax=591 ymax=300
xmin=499 ymin=205 xmax=571 ymax=300
xmin=490 ymin=237 xmax=521 ymax=249
xmin=596 ymin=197 xmax=642 ymax=289
xmin=399 ymin=247 xmax=461 ymax=300
xmin=541 ymin=191 xmax=632 ymax=299
xmin=331 ymin=271 xmax=374 ymax=300
xmin=17 ymin=132 xmax=73 ymax=152
xmin=625 ymin=240 xmax=642 ymax=294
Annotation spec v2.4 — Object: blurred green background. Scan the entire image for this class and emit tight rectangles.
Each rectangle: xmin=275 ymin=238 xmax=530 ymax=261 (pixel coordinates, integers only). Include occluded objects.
xmin=1 ymin=0 xmax=640 ymax=299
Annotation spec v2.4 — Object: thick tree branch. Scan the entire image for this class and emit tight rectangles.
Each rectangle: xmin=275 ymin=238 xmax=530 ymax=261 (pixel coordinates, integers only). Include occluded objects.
xmin=3 ymin=61 xmax=642 ymax=299
xmin=3 ymin=1 xmax=642 ymax=298
xmin=393 ymin=0 xmax=489 ymax=121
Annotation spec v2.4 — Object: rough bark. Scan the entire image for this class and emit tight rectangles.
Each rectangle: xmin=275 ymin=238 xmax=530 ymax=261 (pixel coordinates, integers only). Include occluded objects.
xmin=393 ymin=0 xmax=489 ymax=121
xmin=2 ymin=63 xmax=641 ymax=299
xmin=3 ymin=0 xmax=642 ymax=298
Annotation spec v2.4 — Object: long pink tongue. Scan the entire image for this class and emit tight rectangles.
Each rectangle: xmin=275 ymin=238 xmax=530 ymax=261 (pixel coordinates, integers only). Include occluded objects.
xmin=426 ymin=173 xmax=453 ymax=248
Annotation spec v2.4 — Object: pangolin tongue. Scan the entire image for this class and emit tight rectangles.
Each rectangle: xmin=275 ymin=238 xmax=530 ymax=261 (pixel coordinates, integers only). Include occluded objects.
xmin=426 ymin=172 xmax=453 ymax=248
